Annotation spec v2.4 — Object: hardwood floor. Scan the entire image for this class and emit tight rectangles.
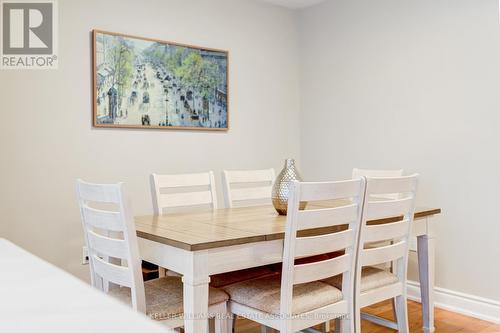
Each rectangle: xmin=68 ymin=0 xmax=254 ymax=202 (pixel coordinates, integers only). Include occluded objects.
xmin=234 ymin=300 xmax=500 ymax=333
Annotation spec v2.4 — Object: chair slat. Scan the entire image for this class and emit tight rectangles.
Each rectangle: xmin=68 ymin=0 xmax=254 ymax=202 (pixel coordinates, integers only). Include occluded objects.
xmin=352 ymin=168 xmax=403 ymax=179
xmin=295 ymin=229 xmax=354 ymax=258
xmin=366 ymin=176 xmax=417 ymax=196
xmin=86 ymin=230 xmax=128 ymax=259
xmin=77 ymin=181 xmax=121 ymax=203
xmin=81 ymin=205 xmax=123 ymax=231
xmin=299 ymin=179 xmax=363 ymax=202
xmin=222 ymin=169 xmax=275 ymax=208
xmin=293 ymin=254 xmax=351 ymax=285
xmin=365 ymin=197 xmax=413 ymax=220
xmin=360 ymin=240 xmax=407 ymax=266
xmin=92 ymin=255 xmax=132 ymax=287
xmin=154 ymin=173 xmax=211 ymax=188
xmin=159 ymin=191 xmax=212 ymax=208
xmin=152 ymin=171 xmax=218 ymax=214
xmin=363 ymin=220 xmax=409 ymax=242
xmin=225 ymin=169 xmax=274 ymax=184
xmin=231 ymin=186 xmax=272 ymax=202
xmin=297 ymin=204 xmax=358 ymax=230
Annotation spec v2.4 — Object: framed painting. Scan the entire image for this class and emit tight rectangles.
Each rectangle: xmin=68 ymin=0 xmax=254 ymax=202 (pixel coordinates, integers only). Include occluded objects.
xmin=92 ymin=30 xmax=229 ymax=130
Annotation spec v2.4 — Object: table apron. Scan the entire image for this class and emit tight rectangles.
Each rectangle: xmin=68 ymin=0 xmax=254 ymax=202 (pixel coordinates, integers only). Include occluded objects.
xmin=412 ymin=216 xmax=432 ymax=237
xmin=138 ymin=237 xmax=284 ymax=276
xmin=205 ymin=239 xmax=284 ymax=275
xmin=138 ymin=238 xmax=192 ymax=274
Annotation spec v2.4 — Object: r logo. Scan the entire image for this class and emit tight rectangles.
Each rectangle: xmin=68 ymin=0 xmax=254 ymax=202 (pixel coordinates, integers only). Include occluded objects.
xmin=2 ymin=1 xmax=53 ymax=54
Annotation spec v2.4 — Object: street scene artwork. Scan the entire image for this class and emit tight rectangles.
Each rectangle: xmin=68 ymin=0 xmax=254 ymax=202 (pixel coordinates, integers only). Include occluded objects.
xmin=93 ymin=30 xmax=228 ymax=130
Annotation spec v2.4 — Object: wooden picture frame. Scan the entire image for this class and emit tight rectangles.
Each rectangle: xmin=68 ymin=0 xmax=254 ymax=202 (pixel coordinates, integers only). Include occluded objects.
xmin=92 ymin=30 xmax=229 ymax=131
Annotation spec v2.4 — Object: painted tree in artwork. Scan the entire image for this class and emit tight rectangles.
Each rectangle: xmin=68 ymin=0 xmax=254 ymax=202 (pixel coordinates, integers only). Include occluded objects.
xmin=198 ymin=59 xmax=219 ymax=101
xmin=165 ymin=47 xmax=184 ymax=74
xmin=109 ymin=40 xmax=134 ymax=108
xmin=176 ymin=52 xmax=219 ymax=117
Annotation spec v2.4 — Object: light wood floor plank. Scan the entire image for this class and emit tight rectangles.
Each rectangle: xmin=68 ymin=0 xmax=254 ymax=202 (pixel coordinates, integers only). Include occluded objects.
xmin=233 ymin=300 xmax=499 ymax=333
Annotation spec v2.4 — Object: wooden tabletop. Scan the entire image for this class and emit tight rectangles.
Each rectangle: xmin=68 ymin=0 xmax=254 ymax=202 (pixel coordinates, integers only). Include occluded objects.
xmin=135 ymin=204 xmax=441 ymax=251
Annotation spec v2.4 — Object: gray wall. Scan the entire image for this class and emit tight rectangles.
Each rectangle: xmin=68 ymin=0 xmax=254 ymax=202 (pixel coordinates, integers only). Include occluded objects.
xmin=298 ymin=0 xmax=500 ymax=301
xmin=0 ymin=0 xmax=301 ymax=281
xmin=2 ymin=0 xmax=498 ymax=304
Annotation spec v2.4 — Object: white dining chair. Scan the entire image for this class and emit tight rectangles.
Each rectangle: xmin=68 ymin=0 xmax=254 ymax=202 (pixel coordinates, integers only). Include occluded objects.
xmin=224 ymin=178 xmax=366 ymax=333
xmin=352 ymin=169 xmax=403 ymax=200
xmin=220 ymin=168 xmax=278 ymax=332
xmin=352 ymin=169 xmax=405 ymax=268
xmin=76 ymin=179 xmax=229 ymax=333
xmin=151 ymin=171 xmax=218 ymax=215
xmin=151 ymin=171 xmax=218 ymax=277
xmin=323 ymin=174 xmax=419 ymax=332
xmin=317 ymin=169 xmax=405 ymax=333
xmin=222 ymin=168 xmax=275 ymax=208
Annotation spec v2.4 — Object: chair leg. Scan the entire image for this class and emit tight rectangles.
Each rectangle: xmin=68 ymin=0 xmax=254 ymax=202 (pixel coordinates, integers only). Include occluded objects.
xmin=394 ymin=295 xmax=409 ymax=333
xmin=341 ymin=316 xmax=354 ymax=333
xmin=391 ymin=297 xmax=397 ymax=321
xmin=206 ymin=302 xmax=229 ymax=333
xmin=158 ymin=267 xmax=167 ymax=277
xmin=321 ymin=320 xmax=331 ymax=332
xmin=227 ymin=307 xmax=235 ymax=333
xmin=215 ymin=316 xmax=228 ymax=333
xmin=354 ymin=305 xmax=361 ymax=333
xmin=335 ymin=318 xmax=341 ymax=332
xmin=231 ymin=317 xmax=237 ymax=333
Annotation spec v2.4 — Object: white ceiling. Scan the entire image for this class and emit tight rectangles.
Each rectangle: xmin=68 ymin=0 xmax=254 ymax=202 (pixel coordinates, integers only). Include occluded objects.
xmin=258 ymin=0 xmax=327 ymax=9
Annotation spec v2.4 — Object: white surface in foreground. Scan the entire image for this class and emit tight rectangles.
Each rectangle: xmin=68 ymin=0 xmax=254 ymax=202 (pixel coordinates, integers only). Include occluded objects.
xmin=0 ymin=238 xmax=167 ymax=333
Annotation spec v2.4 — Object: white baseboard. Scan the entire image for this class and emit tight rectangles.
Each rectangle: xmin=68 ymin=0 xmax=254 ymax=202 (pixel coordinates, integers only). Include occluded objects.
xmin=407 ymin=280 xmax=500 ymax=324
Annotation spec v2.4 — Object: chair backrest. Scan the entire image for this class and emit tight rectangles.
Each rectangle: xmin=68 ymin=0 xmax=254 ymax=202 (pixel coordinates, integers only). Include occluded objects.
xmin=352 ymin=169 xmax=404 ymax=200
xmin=356 ymin=174 xmax=419 ymax=292
xmin=222 ymin=168 xmax=275 ymax=208
xmin=280 ymin=178 xmax=366 ymax=318
xmin=151 ymin=171 xmax=218 ymax=215
xmin=76 ymin=179 xmax=146 ymax=313
xmin=352 ymin=168 xmax=404 ymax=179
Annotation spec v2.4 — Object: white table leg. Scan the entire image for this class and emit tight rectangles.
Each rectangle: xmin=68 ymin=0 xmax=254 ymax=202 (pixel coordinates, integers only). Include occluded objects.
xmin=417 ymin=219 xmax=436 ymax=333
xmin=183 ymin=251 xmax=210 ymax=333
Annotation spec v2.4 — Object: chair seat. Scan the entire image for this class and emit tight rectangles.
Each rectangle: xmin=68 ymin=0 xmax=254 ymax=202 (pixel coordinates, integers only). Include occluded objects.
xmin=210 ymin=266 xmax=277 ymax=288
xmin=323 ymin=266 xmax=399 ymax=293
xmin=223 ymin=274 xmax=343 ymax=315
xmin=110 ymin=276 xmax=228 ymax=320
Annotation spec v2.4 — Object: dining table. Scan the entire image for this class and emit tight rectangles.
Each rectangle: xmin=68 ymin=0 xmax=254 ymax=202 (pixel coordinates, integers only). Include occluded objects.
xmin=135 ymin=203 xmax=441 ymax=333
